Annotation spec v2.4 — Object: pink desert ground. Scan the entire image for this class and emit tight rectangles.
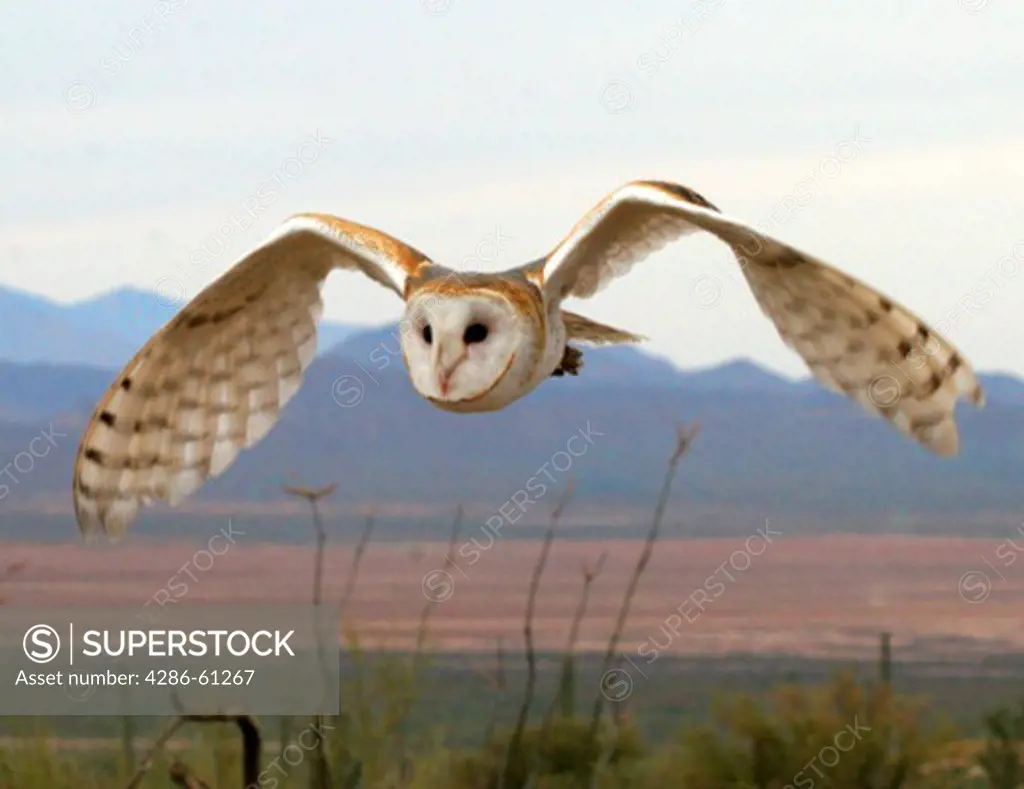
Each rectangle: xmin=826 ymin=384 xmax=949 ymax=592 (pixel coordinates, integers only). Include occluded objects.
xmin=0 ymin=535 xmax=1019 ymax=661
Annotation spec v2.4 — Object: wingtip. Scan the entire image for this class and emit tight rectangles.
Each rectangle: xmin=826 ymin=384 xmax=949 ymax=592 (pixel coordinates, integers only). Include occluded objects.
xmin=971 ymin=384 xmax=986 ymax=409
xmin=926 ymin=427 xmax=960 ymax=458
xmin=75 ymin=501 xmax=134 ymax=544
xmin=76 ymin=517 xmax=103 ymax=544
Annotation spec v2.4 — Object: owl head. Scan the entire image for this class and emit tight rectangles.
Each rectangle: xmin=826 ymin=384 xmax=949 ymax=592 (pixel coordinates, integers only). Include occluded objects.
xmin=400 ymin=283 xmax=541 ymax=411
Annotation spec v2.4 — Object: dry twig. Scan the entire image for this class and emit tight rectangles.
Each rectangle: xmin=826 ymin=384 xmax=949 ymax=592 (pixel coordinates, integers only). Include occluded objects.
xmin=283 ymin=482 xmax=339 ymax=789
xmin=416 ymin=504 xmax=464 ymax=654
xmin=125 ymin=714 xmax=261 ymax=789
xmin=543 ymin=550 xmax=608 ymax=724
xmin=502 ymin=479 xmax=575 ymax=788
xmin=589 ymin=423 xmax=700 ymax=737
xmin=339 ymin=508 xmax=377 ymax=618
xmin=168 ymin=759 xmax=213 ymax=789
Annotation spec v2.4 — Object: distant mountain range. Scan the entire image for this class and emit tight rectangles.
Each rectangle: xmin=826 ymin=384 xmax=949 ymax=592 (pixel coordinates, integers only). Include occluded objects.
xmin=0 ymin=286 xmax=1022 ymax=541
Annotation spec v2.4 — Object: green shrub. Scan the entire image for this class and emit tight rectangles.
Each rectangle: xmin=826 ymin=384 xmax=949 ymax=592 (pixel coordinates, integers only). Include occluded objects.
xmin=976 ymin=700 xmax=1024 ymax=789
xmin=663 ymin=671 xmax=958 ymax=789
xmin=445 ymin=716 xmax=644 ymax=789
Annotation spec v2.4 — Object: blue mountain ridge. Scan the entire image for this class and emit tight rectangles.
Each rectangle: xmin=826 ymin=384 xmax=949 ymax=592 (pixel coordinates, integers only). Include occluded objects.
xmin=0 ymin=287 xmax=1021 ymax=541
xmin=2 ymin=284 xmax=1022 ymax=403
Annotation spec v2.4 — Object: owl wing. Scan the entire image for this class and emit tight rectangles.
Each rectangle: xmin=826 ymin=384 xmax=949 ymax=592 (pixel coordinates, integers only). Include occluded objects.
xmin=541 ymin=180 xmax=984 ymax=456
xmin=561 ymin=311 xmax=646 ymax=344
xmin=73 ymin=213 xmax=432 ymax=538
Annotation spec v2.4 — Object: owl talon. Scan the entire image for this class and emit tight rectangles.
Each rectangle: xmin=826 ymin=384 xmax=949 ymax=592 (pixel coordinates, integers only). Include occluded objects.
xmin=552 ymin=345 xmax=584 ymax=377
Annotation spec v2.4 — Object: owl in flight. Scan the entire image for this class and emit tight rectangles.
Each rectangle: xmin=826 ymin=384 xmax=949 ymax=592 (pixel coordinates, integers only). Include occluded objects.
xmin=73 ymin=179 xmax=984 ymax=536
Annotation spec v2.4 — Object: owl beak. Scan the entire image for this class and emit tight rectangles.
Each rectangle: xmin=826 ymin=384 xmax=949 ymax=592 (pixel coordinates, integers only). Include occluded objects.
xmin=433 ymin=340 xmax=466 ymax=397
xmin=438 ymin=370 xmax=452 ymax=396
xmin=438 ymin=360 xmax=463 ymax=397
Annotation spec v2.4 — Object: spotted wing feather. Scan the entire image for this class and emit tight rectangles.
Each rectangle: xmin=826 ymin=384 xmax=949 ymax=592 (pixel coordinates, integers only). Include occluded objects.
xmin=73 ymin=214 xmax=428 ymax=538
xmin=542 ymin=179 xmax=984 ymax=455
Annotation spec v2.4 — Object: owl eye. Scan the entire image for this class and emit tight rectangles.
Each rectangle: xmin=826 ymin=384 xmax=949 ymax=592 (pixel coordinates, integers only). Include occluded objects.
xmin=422 ymin=324 xmax=433 ymax=345
xmin=463 ymin=323 xmax=488 ymax=344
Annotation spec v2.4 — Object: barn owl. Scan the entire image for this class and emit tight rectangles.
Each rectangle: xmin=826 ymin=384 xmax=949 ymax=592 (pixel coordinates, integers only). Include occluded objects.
xmin=72 ymin=179 xmax=984 ymax=537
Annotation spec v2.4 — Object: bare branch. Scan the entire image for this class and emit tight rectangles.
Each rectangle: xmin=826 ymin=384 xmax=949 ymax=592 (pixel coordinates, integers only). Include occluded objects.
xmin=387 ymin=504 xmax=465 ymax=769
xmin=415 ymin=504 xmax=464 ymax=654
xmin=543 ymin=548 xmax=608 ymax=725
xmin=124 ymin=716 xmax=186 ymax=789
xmin=281 ymin=483 xmax=338 ymax=501
xmin=178 ymin=715 xmax=262 ymax=787
xmin=480 ymin=636 xmax=507 ymax=747
xmin=168 ymin=759 xmax=213 ymax=789
xmin=502 ymin=479 xmax=574 ymax=787
xmin=281 ymin=482 xmax=337 ymax=607
xmin=282 ymin=481 xmax=338 ymax=789
xmin=339 ymin=508 xmax=377 ymax=617
xmin=589 ymin=422 xmax=700 ymax=737
xmin=569 ymin=550 xmax=607 ymax=655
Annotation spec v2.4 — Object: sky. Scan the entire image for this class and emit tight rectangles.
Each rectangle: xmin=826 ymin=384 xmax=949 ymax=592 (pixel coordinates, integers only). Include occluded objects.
xmin=3 ymin=0 xmax=1024 ymax=377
